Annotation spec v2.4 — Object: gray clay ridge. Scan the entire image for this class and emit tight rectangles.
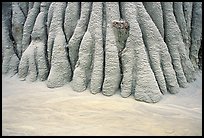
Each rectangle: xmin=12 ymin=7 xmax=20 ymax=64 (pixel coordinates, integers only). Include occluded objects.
xmin=2 ymin=2 xmax=202 ymax=103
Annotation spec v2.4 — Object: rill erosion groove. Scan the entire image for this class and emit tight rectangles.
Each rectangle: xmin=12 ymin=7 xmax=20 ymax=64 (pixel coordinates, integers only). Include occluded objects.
xmin=2 ymin=2 xmax=202 ymax=103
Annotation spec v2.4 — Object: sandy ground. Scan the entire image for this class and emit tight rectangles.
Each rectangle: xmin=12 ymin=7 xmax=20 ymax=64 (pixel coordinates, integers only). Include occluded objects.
xmin=2 ymin=71 xmax=202 ymax=136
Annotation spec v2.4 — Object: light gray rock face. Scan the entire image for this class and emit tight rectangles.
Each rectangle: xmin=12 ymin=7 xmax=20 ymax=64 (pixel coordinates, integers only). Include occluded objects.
xmin=2 ymin=2 xmax=202 ymax=103
xmin=47 ymin=2 xmax=67 ymax=67
xmin=137 ymin=2 xmax=167 ymax=94
xmin=102 ymin=2 xmax=121 ymax=96
xmin=71 ymin=2 xmax=105 ymax=94
xmin=2 ymin=2 xmax=12 ymax=27
xmin=47 ymin=27 xmax=72 ymax=88
xmin=173 ymin=2 xmax=190 ymax=55
xmin=162 ymin=2 xmax=188 ymax=87
xmin=71 ymin=30 xmax=93 ymax=91
xmin=18 ymin=2 xmax=29 ymax=18
xmin=143 ymin=2 xmax=164 ymax=38
xmin=18 ymin=11 xmax=48 ymax=82
xmin=11 ymin=2 xmax=26 ymax=58
xmin=119 ymin=37 xmax=134 ymax=98
xmin=136 ymin=2 xmax=179 ymax=94
xmin=122 ymin=2 xmax=162 ymax=103
xmin=40 ymin=2 xmax=50 ymax=16
xmin=64 ymin=2 xmax=80 ymax=42
xmin=19 ymin=42 xmax=37 ymax=81
xmin=190 ymin=2 xmax=202 ymax=70
xmin=33 ymin=12 xmax=49 ymax=81
xmin=28 ymin=2 xmax=34 ymax=11
xmin=183 ymin=2 xmax=193 ymax=55
xmin=162 ymin=2 xmax=195 ymax=84
xmin=111 ymin=19 xmax=131 ymax=98
xmin=89 ymin=2 xmax=104 ymax=94
xmin=2 ymin=2 xmax=12 ymax=61
xmin=2 ymin=20 xmax=19 ymax=76
xmin=68 ymin=2 xmax=92 ymax=71
xmin=47 ymin=2 xmax=55 ymax=33
xmin=22 ymin=2 xmax=40 ymax=54
xmin=119 ymin=49 xmax=133 ymax=98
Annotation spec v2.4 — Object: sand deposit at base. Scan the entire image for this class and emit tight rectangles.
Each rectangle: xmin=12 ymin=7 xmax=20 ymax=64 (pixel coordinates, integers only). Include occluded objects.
xmin=2 ymin=71 xmax=202 ymax=136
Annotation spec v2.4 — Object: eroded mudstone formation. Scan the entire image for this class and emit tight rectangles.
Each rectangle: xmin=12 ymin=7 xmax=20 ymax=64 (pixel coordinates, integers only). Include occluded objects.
xmin=2 ymin=2 xmax=202 ymax=103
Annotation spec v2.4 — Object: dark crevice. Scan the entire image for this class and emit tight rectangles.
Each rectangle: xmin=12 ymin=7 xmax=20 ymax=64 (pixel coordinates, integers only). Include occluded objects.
xmin=48 ymin=41 xmax=54 ymax=69
xmin=172 ymin=3 xmax=177 ymax=23
xmin=198 ymin=39 xmax=202 ymax=69
xmin=118 ymin=2 xmax=124 ymax=90
xmin=34 ymin=46 xmax=39 ymax=78
xmin=118 ymin=2 xmax=123 ymax=19
xmin=10 ymin=34 xmax=20 ymax=60
xmin=63 ymin=3 xmax=80 ymax=79
xmin=9 ymin=3 xmax=20 ymax=60
xmin=62 ymin=2 xmax=68 ymax=44
xmin=160 ymin=57 xmax=170 ymax=94
xmin=18 ymin=4 xmax=27 ymax=19
xmin=65 ymin=45 xmax=73 ymax=80
xmin=161 ymin=3 xmax=166 ymax=43
xmin=46 ymin=2 xmax=51 ymax=12
xmin=117 ymin=2 xmax=130 ymax=92
xmin=118 ymin=55 xmax=123 ymax=91
xmin=47 ymin=3 xmax=54 ymax=31
xmin=101 ymin=2 xmax=107 ymax=91
xmin=8 ymin=4 xmax=13 ymax=43
xmin=42 ymin=12 xmax=50 ymax=77
xmin=189 ymin=2 xmax=195 ymax=58
xmin=78 ymin=2 xmax=81 ymax=19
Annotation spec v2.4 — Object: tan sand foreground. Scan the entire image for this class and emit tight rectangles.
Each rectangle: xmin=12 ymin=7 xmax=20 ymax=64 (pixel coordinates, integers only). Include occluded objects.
xmin=2 ymin=71 xmax=202 ymax=136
